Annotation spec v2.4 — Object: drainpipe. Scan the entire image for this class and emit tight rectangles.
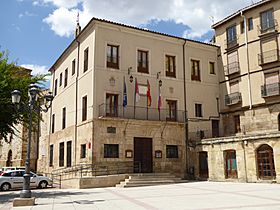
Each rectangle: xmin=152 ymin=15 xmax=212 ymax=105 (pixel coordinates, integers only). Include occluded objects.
xmin=182 ymin=39 xmax=189 ymax=178
xmin=241 ymin=11 xmax=253 ymax=109
xmin=75 ymin=39 xmax=80 ymax=166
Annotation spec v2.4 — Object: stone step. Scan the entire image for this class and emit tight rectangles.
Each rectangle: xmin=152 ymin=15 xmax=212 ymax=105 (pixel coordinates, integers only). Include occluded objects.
xmin=116 ymin=181 xmax=186 ymax=188
xmin=127 ymin=177 xmax=181 ymax=181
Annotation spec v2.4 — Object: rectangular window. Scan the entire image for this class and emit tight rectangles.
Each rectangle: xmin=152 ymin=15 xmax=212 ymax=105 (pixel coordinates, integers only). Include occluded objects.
xmin=107 ymin=44 xmax=119 ymax=69
xmin=209 ymin=62 xmax=215 ymax=74
xmin=51 ymin=114 xmax=55 ymax=133
xmin=240 ymin=21 xmax=244 ymax=34
xmin=137 ymin=50 xmax=149 ymax=73
xmin=234 ymin=115 xmax=241 ymax=133
xmin=84 ymin=48 xmax=88 ymax=72
xmin=165 ymin=55 xmax=176 ymax=77
xmin=226 ymin=25 xmax=237 ymax=44
xmin=64 ymin=68 xmax=68 ymax=87
xmin=261 ymin=9 xmax=274 ymax=31
xmin=54 ymin=79 xmax=57 ymax=96
xmin=66 ymin=141 xmax=72 ymax=167
xmin=80 ymin=144 xmax=86 ymax=158
xmin=82 ymin=95 xmax=87 ymax=121
xmin=191 ymin=59 xmax=200 ymax=81
xmin=166 ymin=145 xmax=178 ymax=158
xmin=104 ymin=144 xmax=119 ymax=158
xmin=106 ymin=93 xmax=118 ymax=117
xmin=72 ymin=59 xmax=76 ymax=75
xmin=248 ymin=17 xmax=253 ymax=31
xmin=59 ymin=142 xmax=64 ymax=167
xmin=62 ymin=107 xmax=66 ymax=129
xmin=49 ymin=145 xmax=54 ymax=167
xmin=59 ymin=73 xmax=63 ymax=86
xmin=195 ymin=103 xmax=203 ymax=117
xmin=166 ymin=100 xmax=177 ymax=121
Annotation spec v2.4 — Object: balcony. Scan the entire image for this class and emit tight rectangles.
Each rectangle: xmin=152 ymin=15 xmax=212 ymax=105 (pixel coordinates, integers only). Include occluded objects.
xmin=225 ymin=36 xmax=238 ymax=50
xmin=225 ymin=92 xmax=242 ymax=106
xmin=261 ymin=82 xmax=280 ymax=97
xmin=224 ymin=61 xmax=240 ymax=76
xmin=258 ymin=19 xmax=278 ymax=36
xmin=258 ymin=49 xmax=280 ymax=65
xmin=98 ymin=103 xmax=186 ymax=123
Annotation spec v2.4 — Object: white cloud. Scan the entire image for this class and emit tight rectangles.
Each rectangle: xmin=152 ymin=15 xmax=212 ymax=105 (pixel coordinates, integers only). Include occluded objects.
xmin=20 ymin=64 xmax=49 ymax=76
xmin=18 ymin=11 xmax=36 ymax=18
xmin=41 ymin=0 xmax=257 ymax=38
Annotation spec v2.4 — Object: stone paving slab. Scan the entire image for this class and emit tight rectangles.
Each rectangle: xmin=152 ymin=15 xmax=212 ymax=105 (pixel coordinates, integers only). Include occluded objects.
xmin=0 ymin=182 xmax=280 ymax=210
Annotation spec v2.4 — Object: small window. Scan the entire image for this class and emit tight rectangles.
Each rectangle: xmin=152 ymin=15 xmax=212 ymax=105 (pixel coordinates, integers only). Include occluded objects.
xmin=260 ymin=9 xmax=274 ymax=31
xmin=72 ymin=59 xmax=76 ymax=75
xmin=64 ymin=68 xmax=68 ymax=87
xmin=138 ymin=50 xmax=149 ymax=73
xmin=51 ymin=114 xmax=55 ymax=133
xmin=59 ymin=73 xmax=63 ymax=86
xmin=195 ymin=103 xmax=203 ymax=117
xmin=166 ymin=55 xmax=176 ymax=78
xmin=191 ymin=59 xmax=200 ymax=81
xmin=209 ymin=62 xmax=215 ymax=74
xmin=166 ymin=145 xmax=178 ymax=158
xmin=107 ymin=45 xmax=119 ymax=69
xmin=248 ymin=17 xmax=253 ymax=31
xmin=226 ymin=25 xmax=237 ymax=44
xmin=104 ymin=144 xmax=119 ymax=158
xmin=82 ymin=95 xmax=87 ymax=121
xmin=84 ymin=48 xmax=89 ymax=72
xmin=59 ymin=142 xmax=64 ymax=167
xmin=62 ymin=107 xmax=66 ymax=129
xmin=80 ymin=144 xmax=86 ymax=158
xmin=54 ymin=79 xmax=58 ymax=96
xmin=240 ymin=21 xmax=244 ymax=34
xmin=49 ymin=145 xmax=54 ymax=167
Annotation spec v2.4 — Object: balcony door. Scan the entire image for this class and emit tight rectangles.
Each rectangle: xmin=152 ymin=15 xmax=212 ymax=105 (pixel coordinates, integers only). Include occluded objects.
xmin=106 ymin=93 xmax=118 ymax=117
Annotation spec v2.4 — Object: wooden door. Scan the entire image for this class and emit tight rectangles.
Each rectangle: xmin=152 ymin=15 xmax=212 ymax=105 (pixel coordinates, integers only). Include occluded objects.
xmin=134 ymin=138 xmax=153 ymax=173
xmin=225 ymin=150 xmax=238 ymax=178
xmin=199 ymin=152 xmax=209 ymax=179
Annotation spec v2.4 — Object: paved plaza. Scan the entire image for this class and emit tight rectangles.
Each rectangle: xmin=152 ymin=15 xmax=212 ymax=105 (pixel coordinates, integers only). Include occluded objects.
xmin=1 ymin=182 xmax=280 ymax=210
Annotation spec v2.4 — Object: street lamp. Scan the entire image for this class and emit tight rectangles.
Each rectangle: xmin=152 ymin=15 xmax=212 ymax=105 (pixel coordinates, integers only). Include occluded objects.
xmin=11 ymin=84 xmax=53 ymax=198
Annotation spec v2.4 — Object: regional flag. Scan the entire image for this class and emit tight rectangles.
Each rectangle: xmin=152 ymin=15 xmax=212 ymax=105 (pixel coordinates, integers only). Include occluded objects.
xmin=147 ymin=79 xmax=152 ymax=107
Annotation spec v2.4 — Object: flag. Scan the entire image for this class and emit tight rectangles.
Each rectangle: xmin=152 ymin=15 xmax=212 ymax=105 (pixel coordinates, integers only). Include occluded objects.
xmin=147 ymin=79 xmax=152 ymax=107
xmin=135 ymin=78 xmax=140 ymax=103
xmin=123 ymin=77 xmax=127 ymax=107
xmin=158 ymin=86 xmax=162 ymax=110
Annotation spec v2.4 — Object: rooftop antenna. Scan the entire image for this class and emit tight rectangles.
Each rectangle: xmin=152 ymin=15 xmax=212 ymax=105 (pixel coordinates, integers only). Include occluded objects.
xmin=209 ymin=15 xmax=214 ymax=25
xmin=251 ymin=0 xmax=254 ymax=4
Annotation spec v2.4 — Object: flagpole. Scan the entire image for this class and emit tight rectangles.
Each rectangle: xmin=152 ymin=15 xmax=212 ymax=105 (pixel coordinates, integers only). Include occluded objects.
xmin=158 ymin=84 xmax=161 ymax=121
xmin=134 ymin=78 xmax=136 ymax=119
xmin=146 ymin=80 xmax=148 ymax=120
xmin=123 ymin=76 xmax=125 ymax=118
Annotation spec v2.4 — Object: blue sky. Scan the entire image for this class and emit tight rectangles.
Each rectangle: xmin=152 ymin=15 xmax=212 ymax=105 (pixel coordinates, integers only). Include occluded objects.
xmin=0 ymin=0 xmax=254 ymax=80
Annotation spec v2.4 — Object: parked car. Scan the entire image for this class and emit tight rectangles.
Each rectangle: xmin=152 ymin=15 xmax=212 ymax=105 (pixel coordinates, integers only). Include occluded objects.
xmin=0 ymin=170 xmax=52 ymax=191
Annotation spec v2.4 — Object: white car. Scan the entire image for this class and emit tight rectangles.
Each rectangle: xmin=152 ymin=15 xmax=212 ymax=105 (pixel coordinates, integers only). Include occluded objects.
xmin=0 ymin=170 xmax=52 ymax=191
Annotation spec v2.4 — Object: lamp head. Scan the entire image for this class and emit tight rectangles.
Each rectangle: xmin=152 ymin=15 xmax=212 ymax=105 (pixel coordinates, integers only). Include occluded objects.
xmin=159 ymin=79 xmax=162 ymax=87
xmin=44 ymin=92 xmax=54 ymax=109
xmin=129 ymin=75 xmax=134 ymax=83
xmin=11 ymin=90 xmax=21 ymax=104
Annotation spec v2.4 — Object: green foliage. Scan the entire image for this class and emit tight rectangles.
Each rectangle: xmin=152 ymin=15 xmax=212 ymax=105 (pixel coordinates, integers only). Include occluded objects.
xmin=0 ymin=50 xmax=46 ymax=141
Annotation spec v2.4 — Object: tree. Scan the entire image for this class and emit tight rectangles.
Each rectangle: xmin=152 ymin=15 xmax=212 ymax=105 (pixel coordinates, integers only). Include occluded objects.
xmin=0 ymin=50 xmax=46 ymax=141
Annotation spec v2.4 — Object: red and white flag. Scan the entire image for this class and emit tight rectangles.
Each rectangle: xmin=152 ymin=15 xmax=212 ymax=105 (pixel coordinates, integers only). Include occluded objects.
xmin=147 ymin=79 xmax=152 ymax=107
xmin=135 ymin=78 xmax=140 ymax=103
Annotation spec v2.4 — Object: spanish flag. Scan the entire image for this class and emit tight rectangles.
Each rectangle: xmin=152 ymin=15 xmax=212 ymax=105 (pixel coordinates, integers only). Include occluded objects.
xmin=147 ymin=79 xmax=152 ymax=107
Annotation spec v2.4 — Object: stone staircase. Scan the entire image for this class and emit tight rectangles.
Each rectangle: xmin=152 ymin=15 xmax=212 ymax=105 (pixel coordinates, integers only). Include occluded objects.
xmin=116 ymin=173 xmax=186 ymax=188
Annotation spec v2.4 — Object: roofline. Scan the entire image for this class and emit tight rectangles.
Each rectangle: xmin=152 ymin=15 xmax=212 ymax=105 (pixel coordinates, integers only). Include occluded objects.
xmin=212 ymin=0 xmax=271 ymax=29
xmin=49 ymin=17 xmax=218 ymax=72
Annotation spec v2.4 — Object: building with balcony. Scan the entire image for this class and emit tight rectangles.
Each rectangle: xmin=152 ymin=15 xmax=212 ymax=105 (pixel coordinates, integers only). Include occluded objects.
xmin=196 ymin=0 xmax=280 ymax=183
xmin=38 ymin=18 xmax=219 ymax=178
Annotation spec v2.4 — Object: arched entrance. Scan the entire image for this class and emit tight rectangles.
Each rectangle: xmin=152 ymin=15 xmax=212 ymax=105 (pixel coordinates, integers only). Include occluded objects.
xmin=6 ymin=150 xmax=12 ymax=166
xmin=256 ymin=144 xmax=276 ymax=179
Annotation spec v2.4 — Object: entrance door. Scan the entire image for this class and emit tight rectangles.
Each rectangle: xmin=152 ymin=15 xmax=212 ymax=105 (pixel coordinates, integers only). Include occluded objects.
xmin=225 ymin=150 xmax=238 ymax=178
xmin=134 ymin=138 xmax=153 ymax=173
xmin=199 ymin=152 xmax=209 ymax=179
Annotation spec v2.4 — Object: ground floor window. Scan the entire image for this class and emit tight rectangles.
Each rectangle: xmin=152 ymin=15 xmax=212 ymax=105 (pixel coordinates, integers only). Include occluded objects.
xmin=104 ymin=144 xmax=119 ymax=158
xmin=257 ymin=144 xmax=276 ymax=179
xmin=224 ymin=150 xmax=238 ymax=178
xmin=166 ymin=145 xmax=178 ymax=158
xmin=80 ymin=144 xmax=86 ymax=159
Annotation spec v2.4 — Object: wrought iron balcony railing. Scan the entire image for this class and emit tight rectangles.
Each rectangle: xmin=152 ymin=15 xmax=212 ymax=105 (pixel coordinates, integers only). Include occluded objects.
xmin=98 ymin=103 xmax=186 ymax=123
xmin=258 ymin=49 xmax=280 ymax=65
xmin=225 ymin=36 xmax=238 ymax=49
xmin=261 ymin=82 xmax=280 ymax=97
xmin=225 ymin=92 xmax=242 ymax=106
xmin=258 ymin=19 xmax=278 ymax=35
xmin=224 ymin=61 xmax=240 ymax=75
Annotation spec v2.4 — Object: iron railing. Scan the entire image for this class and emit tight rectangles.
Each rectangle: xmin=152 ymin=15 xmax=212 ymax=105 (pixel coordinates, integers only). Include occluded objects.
xmin=261 ymin=82 xmax=280 ymax=97
xmin=225 ymin=36 xmax=238 ymax=49
xmin=258 ymin=19 xmax=278 ymax=35
xmin=98 ymin=103 xmax=186 ymax=123
xmin=224 ymin=61 xmax=240 ymax=75
xmin=258 ymin=49 xmax=280 ymax=65
xmin=225 ymin=92 xmax=242 ymax=106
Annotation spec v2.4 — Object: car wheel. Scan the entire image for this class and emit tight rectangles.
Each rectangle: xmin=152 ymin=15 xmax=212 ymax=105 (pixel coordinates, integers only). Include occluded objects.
xmin=1 ymin=183 xmax=11 ymax=191
xmin=38 ymin=181 xmax=48 ymax=189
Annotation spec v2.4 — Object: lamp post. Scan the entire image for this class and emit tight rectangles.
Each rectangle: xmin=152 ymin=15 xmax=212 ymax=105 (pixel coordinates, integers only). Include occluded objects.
xmin=11 ymin=84 xmax=53 ymax=198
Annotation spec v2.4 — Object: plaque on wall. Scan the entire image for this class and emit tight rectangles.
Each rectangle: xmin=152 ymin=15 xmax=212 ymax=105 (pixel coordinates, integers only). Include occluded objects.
xmin=155 ymin=150 xmax=162 ymax=158
xmin=107 ymin=126 xmax=116 ymax=134
xmin=125 ymin=150 xmax=133 ymax=158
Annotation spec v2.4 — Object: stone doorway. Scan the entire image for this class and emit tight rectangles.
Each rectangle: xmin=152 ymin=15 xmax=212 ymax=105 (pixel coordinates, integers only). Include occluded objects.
xmin=225 ymin=150 xmax=238 ymax=178
xmin=199 ymin=152 xmax=209 ymax=179
xmin=257 ymin=144 xmax=276 ymax=179
xmin=134 ymin=138 xmax=153 ymax=173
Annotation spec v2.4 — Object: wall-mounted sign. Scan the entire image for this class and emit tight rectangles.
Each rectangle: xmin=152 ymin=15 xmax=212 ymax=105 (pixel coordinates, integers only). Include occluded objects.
xmin=155 ymin=150 xmax=162 ymax=158
xmin=125 ymin=150 xmax=133 ymax=158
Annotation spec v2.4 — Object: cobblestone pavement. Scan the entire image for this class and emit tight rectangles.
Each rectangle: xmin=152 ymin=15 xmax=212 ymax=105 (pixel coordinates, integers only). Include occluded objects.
xmin=1 ymin=182 xmax=280 ymax=210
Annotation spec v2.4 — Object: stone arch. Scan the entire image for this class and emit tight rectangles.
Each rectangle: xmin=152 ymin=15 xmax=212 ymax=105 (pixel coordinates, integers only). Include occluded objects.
xmin=6 ymin=150 xmax=12 ymax=167
xmin=256 ymin=144 xmax=276 ymax=179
